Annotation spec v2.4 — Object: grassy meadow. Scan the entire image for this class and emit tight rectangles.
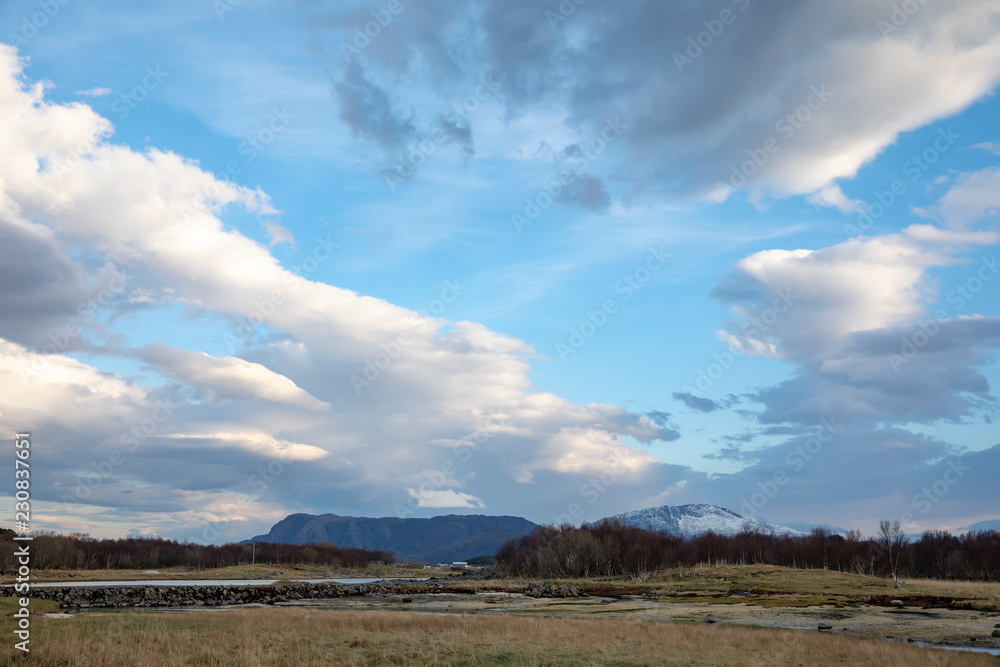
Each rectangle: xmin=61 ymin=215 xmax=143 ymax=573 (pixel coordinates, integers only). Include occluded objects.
xmin=2 ymin=564 xmax=999 ymax=665
xmin=2 ymin=606 xmax=996 ymax=666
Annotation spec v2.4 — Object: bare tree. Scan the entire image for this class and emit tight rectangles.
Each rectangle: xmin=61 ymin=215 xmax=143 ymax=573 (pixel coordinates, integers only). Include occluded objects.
xmin=878 ymin=520 xmax=906 ymax=587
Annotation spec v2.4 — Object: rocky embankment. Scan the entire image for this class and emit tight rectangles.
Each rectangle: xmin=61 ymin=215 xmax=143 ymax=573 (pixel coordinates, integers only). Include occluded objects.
xmin=524 ymin=582 xmax=585 ymax=598
xmin=0 ymin=580 xmax=484 ymax=610
xmin=0 ymin=577 xmax=588 ymax=610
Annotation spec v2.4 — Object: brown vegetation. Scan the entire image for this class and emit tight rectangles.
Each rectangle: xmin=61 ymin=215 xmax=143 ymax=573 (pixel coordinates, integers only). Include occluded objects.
xmin=3 ymin=607 xmax=994 ymax=666
xmin=0 ymin=530 xmax=392 ymax=573
xmin=496 ymin=522 xmax=1000 ymax=581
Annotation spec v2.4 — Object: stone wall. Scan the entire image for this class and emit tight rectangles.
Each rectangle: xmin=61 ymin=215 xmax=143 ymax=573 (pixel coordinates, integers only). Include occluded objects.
xmin=0 ymin=581 xmax=477 ymax=610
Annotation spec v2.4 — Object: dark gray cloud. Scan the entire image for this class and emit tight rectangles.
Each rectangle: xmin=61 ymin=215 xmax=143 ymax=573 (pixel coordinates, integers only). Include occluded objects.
xmin=0 ymin=218 xmax=88 ymax=349
xmin=435 ymin=113 xmax=475 ymax=159
xmin=750 ymin=318 xmax=1000 ymax=428
xmin=332 ymin=61 xmax=416 ymax=152
xmin=673 ymin=391 xmax=721 ymax=412
xmin=558 ymin=173 xmax=610 ymax=211
xmin=315 ymin=0 xmax=1000 ymax=201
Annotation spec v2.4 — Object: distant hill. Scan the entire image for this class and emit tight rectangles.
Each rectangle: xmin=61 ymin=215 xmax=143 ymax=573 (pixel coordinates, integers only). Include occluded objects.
xmin=964 ymin=519 xmax=1000 ymax=532
xmin=596 ymin=503 xmax=802 ymax=538
xmin=247 ymin=513 xmax=538 ymax=563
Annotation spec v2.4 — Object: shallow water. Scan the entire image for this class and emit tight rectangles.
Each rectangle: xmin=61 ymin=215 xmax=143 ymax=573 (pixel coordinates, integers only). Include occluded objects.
xmin=909 ymin=640 xmax=1000 ymax=656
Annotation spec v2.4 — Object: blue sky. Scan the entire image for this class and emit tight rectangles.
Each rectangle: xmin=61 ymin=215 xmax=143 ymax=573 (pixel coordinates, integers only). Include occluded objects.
xmin=1 ymin=0 xmax=999 ymax=542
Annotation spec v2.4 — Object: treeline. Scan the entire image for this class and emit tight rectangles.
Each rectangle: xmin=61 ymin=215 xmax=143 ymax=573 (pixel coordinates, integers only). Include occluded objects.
xmin=0 ymin=531 xmax=393 ymax=573
xmin=495 ymin=522 xmax=1000 ymax=581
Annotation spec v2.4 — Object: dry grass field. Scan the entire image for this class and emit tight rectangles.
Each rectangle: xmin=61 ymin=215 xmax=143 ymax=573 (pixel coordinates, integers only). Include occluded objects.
xmin=564 ymin=564 xmax=1000 ymax=610
xmin=2 ymin=564 xmax=998 ymax=665
xmin=2 ymin=606 xmax=996 ymax=666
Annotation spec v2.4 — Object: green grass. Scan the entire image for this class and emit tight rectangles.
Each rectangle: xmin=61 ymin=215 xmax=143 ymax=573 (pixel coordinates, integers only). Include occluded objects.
xmin=0 ymin=597 xmax=59 ymax=616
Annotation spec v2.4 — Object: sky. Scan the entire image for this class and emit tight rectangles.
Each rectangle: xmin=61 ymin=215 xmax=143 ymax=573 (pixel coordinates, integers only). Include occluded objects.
xmin=0 ymin=0 xmax=998 ymax=544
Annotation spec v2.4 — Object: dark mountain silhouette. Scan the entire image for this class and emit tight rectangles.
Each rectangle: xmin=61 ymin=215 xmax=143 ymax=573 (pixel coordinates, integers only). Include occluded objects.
xmin=247 ymin=513 xmax=538 ymax=563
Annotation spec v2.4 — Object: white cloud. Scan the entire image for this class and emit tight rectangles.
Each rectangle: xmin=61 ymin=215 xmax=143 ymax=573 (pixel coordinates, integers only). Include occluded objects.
xmin=263 ymin=220 xmax=295 ymax=247
xmin=916 ymin=166 xmax=1000 ymax=226
xmin=76 ymin=87 xmax=113 ymax=98
xmin=405 ymin=488 xmax=485 ymax=509
xmin=718 ymin=224 xmax=998 ymax=360
xmin=0 ymin=338 xmax=146 ymax=434
xmin=166 ymin=430 xmax=329 ymax=461
xmin=971 ymin=141 xmax=1000 ymax=155
xmin=0 ymin=44 xmax=681 ymax=539
xmin=807 ymin=185 xmax=866 ymax=214
xmin=142 ymin=343 xmax=330 ymax=412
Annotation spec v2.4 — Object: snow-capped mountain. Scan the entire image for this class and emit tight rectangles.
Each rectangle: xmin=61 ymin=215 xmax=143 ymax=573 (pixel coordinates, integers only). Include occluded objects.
xmin=597 ymin=503 xmax=802 ymax=538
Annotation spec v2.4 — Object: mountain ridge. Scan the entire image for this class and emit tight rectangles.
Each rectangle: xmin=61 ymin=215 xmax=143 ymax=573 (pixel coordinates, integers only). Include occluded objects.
xmin=247 ymin=513 xmax=538 ymax=563
xmin=595 ymin=503 xmax=802 ymax=538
